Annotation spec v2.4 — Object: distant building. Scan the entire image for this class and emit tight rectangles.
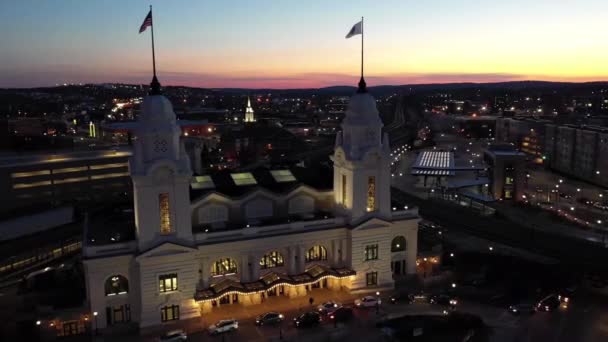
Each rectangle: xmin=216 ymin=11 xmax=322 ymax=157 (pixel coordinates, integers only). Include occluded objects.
xmin=483 ymin=144 xmax=526 ymax=201
xmin=495 ymin=117 xmax=550 ymax=164
xmin=544 ymin=124 xmax=608 ymax=187
xmin=0 ymin=149 xmax=132 ymax=214
xmin=244 ymin=96 xmax=256 ymax=123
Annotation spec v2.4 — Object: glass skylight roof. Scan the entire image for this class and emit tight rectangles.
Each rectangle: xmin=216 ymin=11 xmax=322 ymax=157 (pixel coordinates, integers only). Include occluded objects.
xmin=191 ymin=175 xmax=215 ymax=190
xmin=231 ymin=172 xmax=257 ymax=186
xmin=270 ymin=169 xmax=296 ymax=183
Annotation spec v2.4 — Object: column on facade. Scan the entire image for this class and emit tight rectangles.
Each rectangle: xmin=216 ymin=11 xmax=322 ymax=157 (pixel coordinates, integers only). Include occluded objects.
xmin=297 ymin=245 xmax=306 ymax=274
xmin=200 ymin=257 xmax=210 ymax=288
xmin=338 ymin=239 xmax=346 ymax=266
xmin=250 ymin=254 xmax=260 ymax=281
xmin=287 ymin=246 xmax=297 ymax=274
xmin=405 ymin=231 xmax=418 ymax=275
xmin=240 ymin=255 xmax=250 ymax=283
xmin=331 ymin=239 xmax=339 ymax=267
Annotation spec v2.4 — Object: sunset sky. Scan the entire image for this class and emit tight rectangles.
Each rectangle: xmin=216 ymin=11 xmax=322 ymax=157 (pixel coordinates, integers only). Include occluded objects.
xmin=1 ymin=0 xmax=607 ymax=88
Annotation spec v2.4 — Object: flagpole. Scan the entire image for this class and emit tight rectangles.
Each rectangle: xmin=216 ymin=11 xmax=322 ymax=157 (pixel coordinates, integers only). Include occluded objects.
xmin=358 ymin=16 xmax=366 ymax=93
xmin=150 ymin=5 xmax=157 ymax=78
xmin=149 ymin=5 xmax=161 ymax=94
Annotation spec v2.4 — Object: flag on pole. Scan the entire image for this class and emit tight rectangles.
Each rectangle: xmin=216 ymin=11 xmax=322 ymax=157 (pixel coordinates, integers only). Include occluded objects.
xmin=139 ymin=10 xmax=153 ymax=33
xmin=345 ymin=20 xmax=362 ymax=38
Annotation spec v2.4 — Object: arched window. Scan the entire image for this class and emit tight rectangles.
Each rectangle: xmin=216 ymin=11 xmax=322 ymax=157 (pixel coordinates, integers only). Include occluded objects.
xmin=391 ymin=236 xmax=407 ymax=252
xmin=105 ymin=275 xmax=129 ymax=296
xmin=260 ymin=251 xmax=285 ymax=269
xmin=305 ymin=245 xmax=327 ymax=262
xmin=211 ymin=258 xmax=238 ymax=276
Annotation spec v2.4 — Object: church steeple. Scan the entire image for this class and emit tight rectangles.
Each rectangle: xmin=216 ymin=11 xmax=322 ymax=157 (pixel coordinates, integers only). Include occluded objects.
xmin=244 ymin=96 xmax=256 ymax=122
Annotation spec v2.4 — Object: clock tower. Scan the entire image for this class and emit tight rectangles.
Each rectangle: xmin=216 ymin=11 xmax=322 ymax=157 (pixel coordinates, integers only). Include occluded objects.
xmin=331 ymin=86 xmax=391 ymax=223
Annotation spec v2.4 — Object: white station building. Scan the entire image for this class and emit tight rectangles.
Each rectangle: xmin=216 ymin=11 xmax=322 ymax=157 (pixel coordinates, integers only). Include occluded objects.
xmin=83 ymin=83 xmax=419 ymax=330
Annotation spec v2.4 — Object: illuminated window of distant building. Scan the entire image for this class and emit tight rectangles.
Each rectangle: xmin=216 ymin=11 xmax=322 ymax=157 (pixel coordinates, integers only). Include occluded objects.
xmin=104 ymin=275 xmax=129 ymax=296
xmin=305 ymin=245 xmax=327 ymax=262
xmin=367 ymin=176 xmax=376 ymax=212
xmin=159 ymin=193 xmax=171 ymax=234
xmin=341 ymin=175 xmax=347 ymax=205
xmin=159 ymin=273 xmax=178 ymax=293
xmin=365 ymin=244 xmax=379 ymax=261
xmin=366 ymin=272 xmax=378 ymax=286
xmin=260 ymin=251 xmax=285 ymax=269
xmin=504 ymin=190 xmax=512 ymax=199
xmin=505 ymin=176 xmax=514 ymax=185
xmin=160 ymin=305 xmax=179 ymax=322
xmin=11 ymin=170 xmax=51 ymax=178
xmin=211 ymin=258 xmax=238 ymax=276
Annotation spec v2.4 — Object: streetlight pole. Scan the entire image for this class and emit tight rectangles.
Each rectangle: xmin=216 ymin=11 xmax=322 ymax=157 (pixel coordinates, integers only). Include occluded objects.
xmin=93 ymin=311 xmax=98 ymax=335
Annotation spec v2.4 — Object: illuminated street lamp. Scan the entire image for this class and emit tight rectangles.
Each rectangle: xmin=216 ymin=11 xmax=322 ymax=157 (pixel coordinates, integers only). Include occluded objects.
xmin=93 ymin=311 xmax=98 ymax=335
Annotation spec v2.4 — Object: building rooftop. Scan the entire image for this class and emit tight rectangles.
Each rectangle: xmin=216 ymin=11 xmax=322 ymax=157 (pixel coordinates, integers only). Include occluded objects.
xmin=411 ymin=151 xmax=455 ymax=176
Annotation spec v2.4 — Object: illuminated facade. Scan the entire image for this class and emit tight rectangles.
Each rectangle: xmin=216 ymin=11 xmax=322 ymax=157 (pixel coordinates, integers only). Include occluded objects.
xmin=244 ymin=96 xmax=256 ymax=122
xmin=83 ymin=86 xmax=418 ymax=330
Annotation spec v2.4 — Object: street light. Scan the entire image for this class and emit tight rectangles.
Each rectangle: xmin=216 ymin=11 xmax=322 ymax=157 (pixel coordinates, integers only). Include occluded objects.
xmin=36 ymin=320 xmax=41 ymax=326
xmin=93 ymin=311 xmax=98 ymax=335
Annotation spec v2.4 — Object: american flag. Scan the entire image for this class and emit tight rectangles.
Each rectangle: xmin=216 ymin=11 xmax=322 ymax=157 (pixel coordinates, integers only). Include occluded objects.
xmin=139 ymin=10 xmax=152 ymax=33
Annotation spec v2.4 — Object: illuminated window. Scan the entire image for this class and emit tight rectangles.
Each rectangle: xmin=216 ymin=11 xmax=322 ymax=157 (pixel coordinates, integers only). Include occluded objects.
xmin=11 ymin=170 xmax=51 ymax=178
xmin=53 ymin=176 xmax=89 ymax=184
xmin=160 ymin=305 xmax=179 ymax=322
xmin=366 ymin=272 xmax=378 ymax=286
xmin=89 ymin=163 xmax=128 ymax=170
xmin=53 ymin=166 xmax=88 ymax=174
xmin=159 ymin=193 xmax=172 ymax=234
xmin=367 ymin=176 xmax=376 ymax=212
xmin=12 ymin=180 xmax=51 ymax=189
xmin=211 ymin=258 xmax=238 ymax=276
xmin=191 ymin=175 xmax=215 ymax=190
xmin=305 ymin=245 xmax=327 ymax=262
xmin=391 ymin=236 xmax=406 ymax=252
xmin=505 ymin=176 xmax=514 ymax=185
xmin=231 ymin=172 xmax=257 ymax=186
xmin=91 ymin=172 xmax=129 ymax=180
xmin=159 ymin=273 xmax=178 ymax=293
xmin=341 ymin=175 xmax=347 ymax=205
xmin=504 ymin=190 xmax=512 ymax=199
xmin=105 ymin=275 xmax=129 ymax=296
xmin=365 ymin=244 xmax=379 ymax=261
xmin=270 ymin=170 xmax=296 ymax=183
xmin=260 ymin=251 xmax=284 ymax=269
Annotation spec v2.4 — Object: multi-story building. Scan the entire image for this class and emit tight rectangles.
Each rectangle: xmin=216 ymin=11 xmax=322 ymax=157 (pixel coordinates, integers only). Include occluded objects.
xmin=545 ymin=124 xmax=608 ymax=187
xmin=82 ymin=83 xmax=419 ymax=330
xmin=484 ymin=144 xmax=526 ymax=201
xmin=495 ymin=117 xmax=551 ymax=164
xmin=0 ymin=149 xmax=132 ymax=214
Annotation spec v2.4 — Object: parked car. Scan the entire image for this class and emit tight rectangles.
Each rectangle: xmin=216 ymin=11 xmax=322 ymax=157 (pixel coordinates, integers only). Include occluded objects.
xmin=255 ymin=312 xmax=284 ymax=326
xmin=329 ymin=307 xmax=353 ymax=322
xmin=389 ymin=292 xmax=414 ymax=304
xmin=536 ymin=294 xmax=561 ymax=312
xmin=355 ymin=296 xmax=381 ymax=308
xmin=508 ymin=302 xmax=536 ymax=315
xmin=160 ymin=329 xmax=187 ymax=341
xmin=294 ymin=311 xmax=321 ymax=328
xmin=317 ymin=301 xmax=342 ymax=315
xmin=208 ymin=319 xmax=238 ymax=335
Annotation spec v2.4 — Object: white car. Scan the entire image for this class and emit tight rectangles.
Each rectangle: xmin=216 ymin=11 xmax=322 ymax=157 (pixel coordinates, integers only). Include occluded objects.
xmin=208 ymin=319 xmax=238 ymax=335
xmin=160 ymin=329 xmax=187 ymax=341
xmin=355 ymin=296 xmax=381 ymax=308
xmin=317 ymin=301 xmax=342 ymax=314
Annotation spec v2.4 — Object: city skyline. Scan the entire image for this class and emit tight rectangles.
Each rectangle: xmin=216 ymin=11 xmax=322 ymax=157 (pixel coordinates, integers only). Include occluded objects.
xmin=2 ymin=0 xmax=608 ymax=88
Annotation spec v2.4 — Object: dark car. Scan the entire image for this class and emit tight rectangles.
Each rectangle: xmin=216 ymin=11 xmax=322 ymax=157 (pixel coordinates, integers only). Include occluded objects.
xmin=536 ymin=294 xmax=561 ymax=312
xmin=255 ymin=312 xmax=284 ymax=326
xmin=429 ymin=293 xmax=458 ymax=307
xmin=508 ymin=302 xmax=536 ymax=315
xmin=329 ymin=307 xmax=353 ymax=322
xmin=390 ymin=293 xmax=414 ymax=304
xmin=294 ymin=312 xmax=321 ymax=328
